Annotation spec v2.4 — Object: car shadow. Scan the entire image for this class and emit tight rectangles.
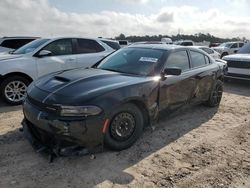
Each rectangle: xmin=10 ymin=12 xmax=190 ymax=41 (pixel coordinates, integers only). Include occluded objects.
xmin=0 ymin=104 xmax=218 ymax=187
xmin=224 ymin=79 xmax=250 ymax=97
xmin=0 ymin=99 xmax=22 ymax=113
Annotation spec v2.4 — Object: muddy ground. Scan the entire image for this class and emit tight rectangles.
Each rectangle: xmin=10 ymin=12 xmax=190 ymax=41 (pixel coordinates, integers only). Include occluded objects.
xmin=0 ymin=80 xmax=249 ymax=188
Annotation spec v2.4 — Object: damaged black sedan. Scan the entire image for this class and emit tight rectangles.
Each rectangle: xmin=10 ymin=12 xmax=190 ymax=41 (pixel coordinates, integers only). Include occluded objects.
xmin=22 ymin=44 xmax=225 ymax=156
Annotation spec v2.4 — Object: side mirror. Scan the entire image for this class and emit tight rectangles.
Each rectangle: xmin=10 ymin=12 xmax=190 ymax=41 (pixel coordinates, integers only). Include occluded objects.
xmin=37 ymin=50 xmax=52 ymax=57
xmin=163 ymin=67 xmax=182 ymax=76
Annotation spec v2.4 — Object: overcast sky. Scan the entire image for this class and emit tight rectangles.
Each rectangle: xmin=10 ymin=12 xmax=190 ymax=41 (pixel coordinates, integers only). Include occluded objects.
xmin=0 ymin=0 xmax=250 ymax=38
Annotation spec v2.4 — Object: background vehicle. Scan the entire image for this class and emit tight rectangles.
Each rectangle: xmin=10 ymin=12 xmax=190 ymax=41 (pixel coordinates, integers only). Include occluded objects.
xmin=209 ymin=43 xmax=220 ymax=48
xmin=192 ymin=46 xmax=221 ymax=59
xmin=161 ymin=37 xmax=173 ymax=44
xmin=174 ymin=40 xmax=194 ymax=46
xmin=22 ymin=44 xmax=225 ymax=155
xmin=131 ymin=41 xmax=165 ymax=45
xmin=0 ymin=37 xmax=114 ymax=105
xmin=0 ymin=37 xmax=38 ymax=53
xmin=223 ymin=42 xmax=250 ymax=80
xmin=118 ymin=40 xmax=129 ymax=47
xmin=212 ymin=41 xmax=244 ymax=58
xmin=100 ymin=39 xmax=121 ymax=50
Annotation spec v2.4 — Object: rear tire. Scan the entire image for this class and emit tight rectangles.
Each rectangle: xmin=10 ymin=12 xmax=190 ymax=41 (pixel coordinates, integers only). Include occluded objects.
xmin=0 ymin=76 xmax=30 ymax=105
xmin=205 ymin=80 xmax=223 ymax=107
xmin=104 ymin=103 xmax=144 ymax=151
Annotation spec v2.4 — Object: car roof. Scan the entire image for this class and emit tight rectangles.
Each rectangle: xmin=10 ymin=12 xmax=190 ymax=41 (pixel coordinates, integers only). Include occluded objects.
xmin=190 ymin=46 xmax=209 ymax=49
xmin=127 ymin=44 xmax=187 ymax=51
xmin=1 ymin=36 xmax=39 ymax=39
xmin=100 ymin=38 xmax=119 ymax=43
xmin=38 ymin=37 xmax=108 ymax=41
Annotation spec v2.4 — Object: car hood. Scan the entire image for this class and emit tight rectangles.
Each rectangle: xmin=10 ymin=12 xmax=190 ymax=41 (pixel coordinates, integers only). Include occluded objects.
xmin=223 ymin=53 xmax=250 ymax=61
xmin=34 ymin=68 xmax=153 ymax=101
xmin=0 ymin=53 xmax=24 ymax=61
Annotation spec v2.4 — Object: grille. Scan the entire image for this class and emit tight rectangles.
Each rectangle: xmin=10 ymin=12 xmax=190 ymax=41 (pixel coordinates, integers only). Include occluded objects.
xmin=227 ymin=60 xmax=250 ymax=69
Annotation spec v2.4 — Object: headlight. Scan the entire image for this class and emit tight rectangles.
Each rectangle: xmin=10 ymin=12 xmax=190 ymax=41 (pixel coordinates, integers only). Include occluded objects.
xmin=60 ymin=105 xmax=102 ymax=117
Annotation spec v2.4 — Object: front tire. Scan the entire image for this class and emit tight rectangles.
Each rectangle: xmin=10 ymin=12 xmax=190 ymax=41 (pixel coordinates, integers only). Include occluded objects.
xmin=0 ymin=76 xmax=30 ymax=105
xmin=220 ymin=52 xmax=228 ymax=58
xmin=104 ymin=103 xmax=144 ymax=151
xmin=205 ymin=80 xmax=223 ymax=107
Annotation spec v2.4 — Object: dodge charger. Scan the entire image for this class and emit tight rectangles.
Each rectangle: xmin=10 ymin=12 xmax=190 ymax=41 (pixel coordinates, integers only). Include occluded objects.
xmin=22 ymin=44 xmax=224 ymax=157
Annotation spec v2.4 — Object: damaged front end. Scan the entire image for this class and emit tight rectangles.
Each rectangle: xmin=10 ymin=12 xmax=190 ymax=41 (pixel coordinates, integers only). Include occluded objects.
xmin=21 ymin=97 xmax=105 ymax=162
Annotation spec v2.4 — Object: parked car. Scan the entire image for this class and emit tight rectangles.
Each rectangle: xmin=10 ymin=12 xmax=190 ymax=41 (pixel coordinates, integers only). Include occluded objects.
xmin=175 ymin=40 xmax=194 ymax=46
xmin=0 ymin=37 xmax=38 ymax=53
xmin=100 ymin=39 xmax=121 ymax=50
xmin=209 ymin=43 xmax=220 ymax=48
xmin=223 ymin=42 xmax=250 ymax=80
xmin=161 ymin=38 xmax=173 ymax=44
xmin=212 ymin=41 xmax=244 ymax=58
xmin=118 ymin=40 xmax=129 ymax=48
xmin=22 ymin=44 xmax=225 ymax=156
xmin=0 ymin=37 xmax=114 ymax=105
xmin=191 ymin=46 xmax=221 ymax=59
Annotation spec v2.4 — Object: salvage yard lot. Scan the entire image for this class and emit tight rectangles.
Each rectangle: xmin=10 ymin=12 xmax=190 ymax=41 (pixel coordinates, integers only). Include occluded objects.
xmin=0 ymin=80 xmax=249 ymax=188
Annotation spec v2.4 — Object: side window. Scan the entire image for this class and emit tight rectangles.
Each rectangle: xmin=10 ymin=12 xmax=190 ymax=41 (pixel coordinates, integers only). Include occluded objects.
xmin=201 ymin=47 xmax=213 ymax=54
xmin=0 ymin=39 xmax=34 ymax=49
xmin=165 ymin=50 xmax=190 ymax=72
xmin=42 ymin=39 xmax=73 ymax=56
xmin=205 ymin=55 xmax=210 ymax=64
xmin=231 ymin=43 xmax=238 ymax=48
xmin=76 ymin=39 xmax=105 ymax=53
xmin=190 ymin=50 xmax=207 ymax=68
xmin=239 ymin=43 xmax=244 ymax=47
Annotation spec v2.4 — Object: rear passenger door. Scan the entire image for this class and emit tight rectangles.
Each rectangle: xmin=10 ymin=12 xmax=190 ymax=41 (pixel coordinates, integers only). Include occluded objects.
xmin=159 ymin=50 xmax=196 ymax=111
xmin=188 ymin=50 xmax=217 ymax=102
xmin=74 ymin=39 xmax=110 ymax=68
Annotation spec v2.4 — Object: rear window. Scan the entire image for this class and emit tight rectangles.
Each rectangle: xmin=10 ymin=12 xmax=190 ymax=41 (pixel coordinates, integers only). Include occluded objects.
xmin=119 ymin=41 xmax=128 ymax=45
xmin=101 ymin=40 xmax=120 ymax=50
xmin=76 ymin=39 xmax=105 ymax=53
xmin=0 ymin=39 xmax=35 ymax=49
xmin=238 ymin=43 xmax=250 ymax=54
xmin=181 ymin=42 xmax=193 ymax=46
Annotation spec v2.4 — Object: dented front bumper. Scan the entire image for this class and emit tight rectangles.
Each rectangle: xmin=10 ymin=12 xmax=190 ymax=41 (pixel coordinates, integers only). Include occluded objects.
xmin=22 ymin=98 xmax=105 ymax=157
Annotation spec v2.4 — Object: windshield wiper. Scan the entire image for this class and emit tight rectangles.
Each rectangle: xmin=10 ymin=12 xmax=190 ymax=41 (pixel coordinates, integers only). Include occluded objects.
xmin=100 ymin=68 xmax=142 ymax=76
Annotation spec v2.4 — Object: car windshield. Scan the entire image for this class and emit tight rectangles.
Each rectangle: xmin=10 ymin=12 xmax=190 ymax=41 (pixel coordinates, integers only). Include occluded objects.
xmin=97 ymin=48 xmax=164 ymax=76
xmin=219 ymin=42 xmax=233 ymax=48
xmin=12 ymin=38 xmax=49 ymax=54
xmin=238 ymin=43 xmax=250 ymax=54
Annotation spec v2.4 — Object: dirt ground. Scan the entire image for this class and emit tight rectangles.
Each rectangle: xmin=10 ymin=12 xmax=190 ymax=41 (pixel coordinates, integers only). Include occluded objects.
xmin=0 ymin=80 xmax=249 ymax=188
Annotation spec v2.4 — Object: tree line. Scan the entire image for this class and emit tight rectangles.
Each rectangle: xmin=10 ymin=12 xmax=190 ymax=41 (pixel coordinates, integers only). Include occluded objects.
xmin=114 ymin=33 xmax=246 ymax=43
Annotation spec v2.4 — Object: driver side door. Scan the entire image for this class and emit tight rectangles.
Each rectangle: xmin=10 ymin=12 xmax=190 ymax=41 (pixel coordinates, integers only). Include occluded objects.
xmin=35 ymin=39 xmax=77 ymax=78
xmin=229 ymin=43 xmax=239 ymax=54
xmin=159 ymin=50 xmax=196 ymax=111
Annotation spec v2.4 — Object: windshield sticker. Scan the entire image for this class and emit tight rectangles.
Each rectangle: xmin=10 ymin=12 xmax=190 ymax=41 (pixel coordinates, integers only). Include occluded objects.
xmin=139 ymin=57 xmax=158 ymax=63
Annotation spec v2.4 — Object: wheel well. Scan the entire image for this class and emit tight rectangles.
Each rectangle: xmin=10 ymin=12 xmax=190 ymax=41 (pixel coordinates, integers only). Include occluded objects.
xmin=0 ymin=72 xmax=33 ymax=84
xmin=218 ymin=75 xmax=224 ymax=82
xmin=127 ymin=100 xmax=150 ymax=127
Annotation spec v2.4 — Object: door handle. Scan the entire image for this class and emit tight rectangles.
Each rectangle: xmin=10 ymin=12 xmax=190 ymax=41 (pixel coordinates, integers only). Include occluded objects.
xmin=67 ymin=58 xmax=76 ymax=61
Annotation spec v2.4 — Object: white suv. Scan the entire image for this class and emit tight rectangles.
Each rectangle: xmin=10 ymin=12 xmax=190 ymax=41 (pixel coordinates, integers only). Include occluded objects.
xmin=212 ymin=41 xmax=244 ymax=58
xmin=0 ymin=37 xmax=114 ymax=105
xmin=0 ymin=37 xmax=38 ymax=53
